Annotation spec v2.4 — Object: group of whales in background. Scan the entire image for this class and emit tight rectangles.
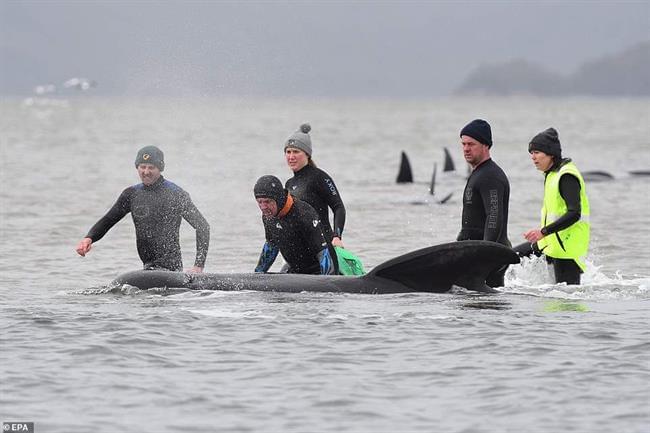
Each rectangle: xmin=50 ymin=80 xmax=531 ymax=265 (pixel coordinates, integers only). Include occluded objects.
xmin=396 ymin=147 xmax=457 ymax=205
xmin=396 ymin=147 xmax=650 ymax=205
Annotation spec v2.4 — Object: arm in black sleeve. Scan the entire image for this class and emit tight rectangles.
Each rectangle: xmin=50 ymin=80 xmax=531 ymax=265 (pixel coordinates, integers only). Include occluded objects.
xmin=542 ymin=174 xmax=581 ymax=235
xmin=85 ymin=189 xmax=132 ymax=242
xmin=319 ymin=173 xmax=346 ymax=238
xmin=181 ymin=192 xmax=210 ymax=268
xmin=479 ymin=179 xmax=507 ymax=242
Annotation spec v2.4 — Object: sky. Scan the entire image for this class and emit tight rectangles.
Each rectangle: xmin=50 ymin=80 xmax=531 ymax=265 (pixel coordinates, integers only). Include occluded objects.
xmin=1 ymin=1 xmax=648 ymax=97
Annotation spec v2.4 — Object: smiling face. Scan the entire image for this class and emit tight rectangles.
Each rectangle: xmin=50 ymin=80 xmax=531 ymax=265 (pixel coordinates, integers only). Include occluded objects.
xmin=285 ymin=147 xmax=309 ymax=172
xmin=461 ymin=135 xmax=490 ymax=168
xmin=137 ymin=163 xmax=161 ymax=185
xmin=256 ymin=197 xmax=278 ymax=219
xmin=530 ymin=150 xmax=554 ymax=172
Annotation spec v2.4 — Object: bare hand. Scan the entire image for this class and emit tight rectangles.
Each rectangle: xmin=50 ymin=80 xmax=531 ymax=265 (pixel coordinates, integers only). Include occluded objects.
xmin=76 ymin=238 xmax=93 ymax=257
xmin=187 ymin=266 xmax=204 ymax=273
xmin=331 ymin=237 xmax=344 ymax=248
xmin=523 ymin=229 xmax=544 ymax=243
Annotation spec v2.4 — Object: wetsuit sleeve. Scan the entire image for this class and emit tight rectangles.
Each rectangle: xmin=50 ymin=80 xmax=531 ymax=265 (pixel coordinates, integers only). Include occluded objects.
xmin=478 ymin=178 xmax=508 ymax=243
xmin=542 ymin=174 xmax=581 ymax=236
xmin=180 ymin=192 xmax=210 ymax=268
xmin=316 ymin=249 xmax=336 ymax=275
xmin=255 ymin=242 xmax=279 ymax=273
xmin=85 ymin=189 xmax=132 ymax=242
xmin=317 ymin=172 xmax=346 ymax=238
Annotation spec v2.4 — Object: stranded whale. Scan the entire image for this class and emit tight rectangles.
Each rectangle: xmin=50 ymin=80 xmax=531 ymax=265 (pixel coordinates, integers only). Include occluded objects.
xmin=112 ymin=241 xmax=519 ymax=294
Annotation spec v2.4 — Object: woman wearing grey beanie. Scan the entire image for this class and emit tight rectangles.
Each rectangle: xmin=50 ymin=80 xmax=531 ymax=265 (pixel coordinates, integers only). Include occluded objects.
xmin=284 ymin=123 xmax=347 ymax=248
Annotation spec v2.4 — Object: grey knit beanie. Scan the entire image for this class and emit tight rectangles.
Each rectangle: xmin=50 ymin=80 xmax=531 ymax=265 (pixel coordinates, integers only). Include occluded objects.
xmin=284 ymin=123 xmax=312 ymax=157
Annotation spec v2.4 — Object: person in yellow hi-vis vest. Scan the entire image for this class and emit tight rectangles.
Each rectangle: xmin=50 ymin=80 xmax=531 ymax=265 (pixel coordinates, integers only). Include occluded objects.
xmin=514 ymin=127 xmax=590 ymax=285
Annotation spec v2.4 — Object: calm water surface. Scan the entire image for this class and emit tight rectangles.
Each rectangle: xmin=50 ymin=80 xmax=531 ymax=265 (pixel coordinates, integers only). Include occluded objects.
xmin=1 ymin=97 xmax=649 ymax=432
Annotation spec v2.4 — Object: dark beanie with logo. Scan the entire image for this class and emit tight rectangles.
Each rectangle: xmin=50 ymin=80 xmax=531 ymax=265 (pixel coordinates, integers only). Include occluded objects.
xmin=460 ymin=119 xmax=493 ymax=148
xmin=529 ymin=127 xmax=562 ymax=158
xmin=135 ymin=145 xmax=165 ymax=171
xmin=254 ymin=175 xmax=287 ymax=210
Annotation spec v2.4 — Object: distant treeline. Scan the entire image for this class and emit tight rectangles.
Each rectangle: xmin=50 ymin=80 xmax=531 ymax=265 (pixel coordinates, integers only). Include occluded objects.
xmin=455 ymin=41 xmax=650 ymax=97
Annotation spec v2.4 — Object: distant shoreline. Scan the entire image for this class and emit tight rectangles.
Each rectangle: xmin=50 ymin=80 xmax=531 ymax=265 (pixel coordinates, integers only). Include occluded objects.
xmin=456 ymin=42 xmax=650 ymax=97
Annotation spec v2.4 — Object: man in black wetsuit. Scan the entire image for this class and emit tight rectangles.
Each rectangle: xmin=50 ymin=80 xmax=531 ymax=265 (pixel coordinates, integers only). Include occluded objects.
xmin=253 ymin=175 xmax=337 ymax=275
xmin=76 ymin=146 xmax=210 ymax=272
xmin=457 ymin=119 xmax=511 ymax=287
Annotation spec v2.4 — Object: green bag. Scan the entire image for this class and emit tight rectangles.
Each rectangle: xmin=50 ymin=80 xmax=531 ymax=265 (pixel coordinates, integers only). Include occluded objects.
xmin=335 ymin=247 xmax=366 ymax=276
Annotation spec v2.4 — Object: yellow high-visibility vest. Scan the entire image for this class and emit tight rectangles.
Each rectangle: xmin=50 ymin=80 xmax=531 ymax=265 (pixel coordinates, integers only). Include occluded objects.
xmin=537 ymin=161 xmax=590 ymax=270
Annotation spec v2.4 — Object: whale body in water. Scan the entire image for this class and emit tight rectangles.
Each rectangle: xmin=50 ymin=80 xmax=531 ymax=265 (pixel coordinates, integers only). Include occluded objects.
xmin=112 ymin=241 xmax=519 ymax=294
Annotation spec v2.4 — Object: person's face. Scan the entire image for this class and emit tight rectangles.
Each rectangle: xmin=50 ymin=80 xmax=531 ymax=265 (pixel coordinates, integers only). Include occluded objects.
xmin=530 ymin=150 xmax=554 ymax=172
xmin=285 ymin=147 xmax=309 ymax=172
xmin=137 ymin=163 xmax=161 ymax=185
xmin=256 ymin=197 xmax=278 ymax=219
xmin=461 ymin=135 xmax=489 ymax=167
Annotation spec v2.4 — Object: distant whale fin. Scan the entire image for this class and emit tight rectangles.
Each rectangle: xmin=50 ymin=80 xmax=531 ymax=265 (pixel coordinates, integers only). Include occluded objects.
xmin=437 ymin=192 xmax=453 ymax=204
xmin=443 ymin=147 xmax=455 ymax=172
xmin=582 ymin=170 xmax=614 ymax=182
xmin=396 ymin=151 xmax=414 ymax=183
xmin=364 ymin=240 xmax=519 ymax=292
xmin=429 ymin=162 xmax=437 ymax=195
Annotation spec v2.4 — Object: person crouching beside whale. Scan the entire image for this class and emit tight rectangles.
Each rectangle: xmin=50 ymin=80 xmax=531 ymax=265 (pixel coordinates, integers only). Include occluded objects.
xmin=75 ymin=145 xmax=210 ymax=273
xmin=254 ymin=175 xmax=338 ymax=275
xmin=516 ymin=128 xmax=590 ymax=285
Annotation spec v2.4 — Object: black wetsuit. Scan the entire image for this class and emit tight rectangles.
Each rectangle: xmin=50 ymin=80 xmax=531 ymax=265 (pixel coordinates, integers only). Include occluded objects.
xmin=514 ymin=159 xmax=583 ymax=284
xmin=85 ymin=176 xmax=210 ymax=271
xmin=255 ymin=197 xmax=336 ymax=275
xmin=285 ymin=164 xmax=346 ymax=242
xmin=457 ymin=158 xmax=511 ymax=287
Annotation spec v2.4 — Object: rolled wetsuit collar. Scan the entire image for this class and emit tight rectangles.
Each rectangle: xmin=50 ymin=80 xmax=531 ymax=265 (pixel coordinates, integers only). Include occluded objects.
xmin=143 ymin=175 xmax=165 ymax=189
xmin=278 ymin=194 xmax=294 ymax=218
xmin=472 ymin=157 xmax=492 ymax=171
xmin=294 ymin=164 xmax=313 ymax=176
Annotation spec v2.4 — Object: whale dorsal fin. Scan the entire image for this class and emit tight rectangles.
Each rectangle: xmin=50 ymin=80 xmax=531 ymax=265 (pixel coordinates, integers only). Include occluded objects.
xmin=443 ymin=147 xmax=455 ymax=172
xmin=429 ymin=162 xmax=437 ymax=195
xmin=396 ymin=151 xmax=413 ymax=183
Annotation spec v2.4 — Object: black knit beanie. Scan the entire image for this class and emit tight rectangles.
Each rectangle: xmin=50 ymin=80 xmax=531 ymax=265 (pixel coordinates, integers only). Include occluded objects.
xmin=254 ymin=175 xmax=287 ymax=210
xmin=135 ymin=146 xmax=165 ymax=171
xmin=529 ymin=128 xmax=562 ymax=158
xmin=460 ymin=119 xmax=493 ymax=148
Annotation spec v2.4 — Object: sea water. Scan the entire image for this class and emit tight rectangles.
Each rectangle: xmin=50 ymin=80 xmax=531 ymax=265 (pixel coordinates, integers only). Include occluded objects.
xmin=1 ymin=96 xmax=649 ymax=433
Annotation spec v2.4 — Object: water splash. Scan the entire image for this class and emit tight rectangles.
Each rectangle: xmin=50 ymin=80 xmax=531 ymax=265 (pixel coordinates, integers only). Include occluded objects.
xmin=504 ymin=255 xmax=649 ymax=300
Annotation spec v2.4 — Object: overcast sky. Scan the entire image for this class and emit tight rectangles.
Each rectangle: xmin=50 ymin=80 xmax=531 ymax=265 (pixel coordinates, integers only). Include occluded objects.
xmin=1 ymin=1 xmax=648 ymax=97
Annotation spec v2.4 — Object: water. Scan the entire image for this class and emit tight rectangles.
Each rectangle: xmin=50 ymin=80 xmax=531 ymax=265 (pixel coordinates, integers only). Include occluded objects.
xmin=1 ymin=96 xmax=649 ymax=432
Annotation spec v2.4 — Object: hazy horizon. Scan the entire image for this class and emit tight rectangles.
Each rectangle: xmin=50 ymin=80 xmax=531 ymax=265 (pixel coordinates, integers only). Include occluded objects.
xmin=1 ymin=1 xmax=648 ymax=98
